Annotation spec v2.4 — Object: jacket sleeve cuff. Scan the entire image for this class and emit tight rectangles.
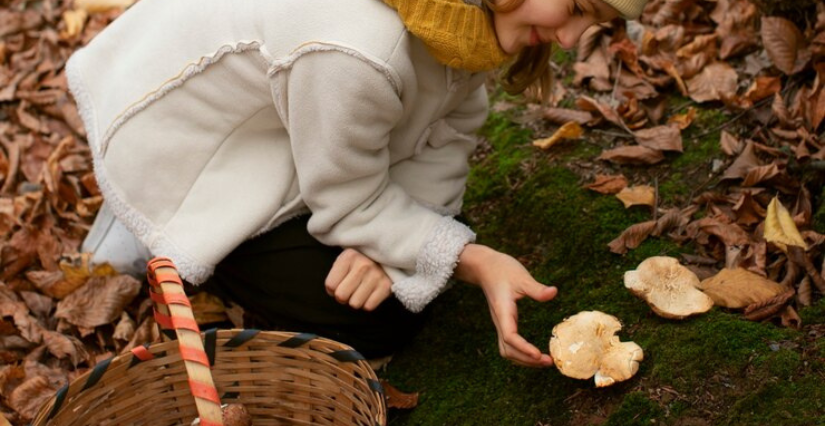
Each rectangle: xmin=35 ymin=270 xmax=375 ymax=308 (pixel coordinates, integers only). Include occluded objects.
xmin=391 ymin=216 xmax=475 ymax=313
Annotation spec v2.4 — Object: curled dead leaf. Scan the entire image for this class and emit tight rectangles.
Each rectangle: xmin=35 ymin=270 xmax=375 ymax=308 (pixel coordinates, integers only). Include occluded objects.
xmin=760 ymin=17 xmax=806 ymax=75
xmin=584 ymin=174 xmax=628 ymax=195
xmin=743 ymin=289 xmax=795 ymax=322
xmin=616 ymin=185 xmax=656 ymax=209
xmin=8 ymin=374 xmax=65 ymax=421
xmin=763 ymin=197 xmax=806 ymax=252
xmin=797 ymin=276 xmax=812 ymax=307
xmin=543 ymin=108 xmax=593 ymax=125
xmin=686 ymin=62 xmax=738 ymax=103
xmin=54 ymin=275 xmax=140 ymax=329
xmin=779 ymin=305 xmax=801 ymax=329
xmin=634 ymin=124 xmax=683 ymax=152
xmin=608 ymin=220 xmax=656 ymax=255
xmin=696 ymin=268 xmax=787 ymax=309
xmin=380 ymin=380 xmax=419 ymax=409
xmin=533 ymin=122 xmax=583 ymax=150
xmin=720 ymin=131 xmax=742 ymax=156
xmin=598 ymin=145 xmax=665 ymax=165
xmin=667 ymin=107 xmax=697 ymax=130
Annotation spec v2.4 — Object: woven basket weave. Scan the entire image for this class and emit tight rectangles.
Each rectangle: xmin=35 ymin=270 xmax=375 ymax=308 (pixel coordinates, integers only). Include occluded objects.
xmin=32 ymin=257 xmax=387 ymax=426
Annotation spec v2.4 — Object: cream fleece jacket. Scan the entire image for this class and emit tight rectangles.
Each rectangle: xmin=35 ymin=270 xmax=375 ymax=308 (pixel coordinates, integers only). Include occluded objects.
xmin=66 ymin=0 xmax=490 ymax=312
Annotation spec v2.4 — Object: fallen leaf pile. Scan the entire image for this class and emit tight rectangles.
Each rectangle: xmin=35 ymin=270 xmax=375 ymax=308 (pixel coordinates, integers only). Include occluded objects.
xmin=537 ymin=0 xmax=825 ymax=327
xmin=0 ymin=1 xmax=154 ymax=423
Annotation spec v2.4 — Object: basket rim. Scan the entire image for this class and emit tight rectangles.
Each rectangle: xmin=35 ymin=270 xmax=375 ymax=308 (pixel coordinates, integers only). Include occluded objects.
xmin=31 ymin=328 xmax=387 ymax=426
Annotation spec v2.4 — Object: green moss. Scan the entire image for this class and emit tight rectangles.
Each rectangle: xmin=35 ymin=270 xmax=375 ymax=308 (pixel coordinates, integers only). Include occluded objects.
xmin=719 ymin=375 xmax=825 ymax=426
xmin=603 ymin=392 xmax=665 ymax=425
xmin=386 ymin=101 xmax=824 ymax=426
xmin=813 ymin=186 xmax=825 ymax=234
xmin=672 ymin=109 xmax=725 ymax=169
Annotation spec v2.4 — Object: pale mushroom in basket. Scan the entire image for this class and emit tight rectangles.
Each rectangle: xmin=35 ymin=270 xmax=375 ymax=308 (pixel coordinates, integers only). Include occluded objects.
xmin=549 ymin=311 xmax=644 ymax=387
xmin=624 ymin=256 xmax=713 ymax=319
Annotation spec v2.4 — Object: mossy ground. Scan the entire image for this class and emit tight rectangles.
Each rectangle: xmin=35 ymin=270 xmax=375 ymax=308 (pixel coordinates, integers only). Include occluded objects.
xmin=383 ymin=97 xmax=825 ymax=425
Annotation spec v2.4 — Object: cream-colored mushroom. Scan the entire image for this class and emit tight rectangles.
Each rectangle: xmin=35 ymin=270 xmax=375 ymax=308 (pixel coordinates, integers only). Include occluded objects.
xmin=624 ymin=256 xmax=713 ymax=319
xmin=549 ymin=311 xmax=643 ymax=387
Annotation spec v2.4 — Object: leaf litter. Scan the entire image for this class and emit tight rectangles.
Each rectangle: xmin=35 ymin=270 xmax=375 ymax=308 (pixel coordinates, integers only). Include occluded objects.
xmin=523 ymin=0 xmax=825 ymax=332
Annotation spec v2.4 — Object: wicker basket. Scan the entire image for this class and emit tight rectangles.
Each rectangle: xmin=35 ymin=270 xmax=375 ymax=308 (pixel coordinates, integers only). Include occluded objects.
xmin=32 ymin=257 xmax=387 ymax=426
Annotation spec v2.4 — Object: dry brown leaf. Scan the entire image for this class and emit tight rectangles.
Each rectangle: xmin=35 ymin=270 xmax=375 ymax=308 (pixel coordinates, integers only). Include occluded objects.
xmin=616 ymin=186 xmax=656 ymax=209
xmin=696 ymin=268 xmax=787 ymax=309
xmin=380 ymin=379 xmax=419 ymax=409
xmin=722 ymin=140 xmax=758 ymax=180
xmin=686 ymin=62 xmax=738 ymax=103
xmin=779 ymin=305 xmax=801 ymax=329
xmin=633 ymin=124 xmax=683 ymax=152
xmin=17 ymin=291 xmax=53 ymax=319
xmin=760 ymin=17 xmax=806 ymax=75
xmin=576 ymin=96 xmax=625 ymax=128
xmin=608 ymin=221 xmax=657 ymax=254
xmin=8 ymin=374 xmax=64 ymax=422
xmin=598 ymin=145 xmax=665 ymax=165
xmin=797 ymin=276 xmax=812 ymax=307
xmin=584 ymin=174 xmax=628 ymax=195
xmin=41 ymin=330 xmax=88 ymax=366
xmin=691 ymin=216 xmax=750 ymax=247
xmin=533 ymin=122 xmax=584 ymax=150
xmin=741 ymin=163 xmax=780 ymax=187
xmin=732 ymin=192 xmax=766 ymax=226
xmin=543 ymin=108 xmax=593 ymax=125
xmin=743 ymin=289 xmax=795 ymax=322
xmin=54 ymin=275 xmax=141 ymax=329
xmin=113 ymin=312 xmax=136 ymax=341
xmin=742 ymin=76 xmax=782 ymax=105
xmin=719 ymin=130 xmax=743 ymax=156
xmin=667 ymin=107 xmax=696 ymax=130
xmin=190 ymin=292 xmax=228 ymax=325
xmin=763 ymin=196 xmax=806 ymax=252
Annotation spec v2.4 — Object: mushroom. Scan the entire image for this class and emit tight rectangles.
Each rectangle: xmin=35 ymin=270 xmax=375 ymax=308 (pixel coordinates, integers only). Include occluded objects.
xmin=549 ymin=311 xmax=643 ymax=387
xmin=624 ymin=256 xmax=713 ymax=319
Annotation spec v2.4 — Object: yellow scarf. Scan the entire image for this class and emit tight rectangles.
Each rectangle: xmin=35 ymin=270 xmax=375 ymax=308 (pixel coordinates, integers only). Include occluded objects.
xmin=381 ymin=0 xmax=511 ymax=72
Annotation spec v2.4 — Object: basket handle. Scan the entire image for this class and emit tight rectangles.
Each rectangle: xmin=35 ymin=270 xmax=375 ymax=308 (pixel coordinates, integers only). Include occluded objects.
xmin=147 ymin=257 xmax=224 ymax=426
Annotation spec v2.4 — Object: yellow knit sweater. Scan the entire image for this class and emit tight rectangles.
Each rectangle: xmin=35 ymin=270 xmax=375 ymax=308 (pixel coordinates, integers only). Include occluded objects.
xmin=381 ymin=0 xmax=510 ymax=72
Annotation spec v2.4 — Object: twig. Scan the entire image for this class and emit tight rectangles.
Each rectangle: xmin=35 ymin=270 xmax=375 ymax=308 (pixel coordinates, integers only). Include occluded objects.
xmin=652 ymin=176 xmax=659 ymax=222
xmin=611 ymin=61 xmax=622 ymax=104
xmin=688 ymin=96 xmax=773 ymax=143
xmin=591 ymin=129 xmax=634 ymax=139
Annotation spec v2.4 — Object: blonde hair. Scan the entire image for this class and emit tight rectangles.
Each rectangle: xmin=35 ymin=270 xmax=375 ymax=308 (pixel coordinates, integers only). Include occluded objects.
xmin=483 ymin=0 xmax=554 ymax=101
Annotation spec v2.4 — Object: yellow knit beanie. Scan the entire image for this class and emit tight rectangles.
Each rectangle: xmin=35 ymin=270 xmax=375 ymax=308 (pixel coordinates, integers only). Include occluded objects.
xmin=381 ymin=0 xmax=510 ymax=72
xmin=380 ymin=0 xmax=650 ymax=72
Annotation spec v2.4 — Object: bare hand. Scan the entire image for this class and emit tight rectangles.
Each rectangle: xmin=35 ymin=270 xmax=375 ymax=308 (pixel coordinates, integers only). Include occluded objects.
xmin=454 ymin=244 xmax=557 ymax=368
xmin=325 ymin=248 xmax=392 ymax=311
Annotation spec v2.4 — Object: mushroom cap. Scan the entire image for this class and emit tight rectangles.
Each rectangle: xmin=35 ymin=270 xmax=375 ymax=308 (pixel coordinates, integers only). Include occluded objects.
xmin=549 ymin=311 xmax=643 ymax=386
xmin=624 ymin=256 xmax=714 ymax=319
xmin=594 ymin=341 xmax=644 ymax=387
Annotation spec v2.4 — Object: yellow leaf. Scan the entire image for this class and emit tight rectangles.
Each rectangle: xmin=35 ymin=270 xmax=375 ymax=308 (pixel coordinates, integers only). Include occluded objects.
xmin=615 ymin=185 xmax=656 ymax=208
xmin=532 ymin=121 xmax=583 ymax=150
xmin=60 ymin=9 xmax=88 ymax=39
xmin=60 ymin=252 xmax=118 ymax=288
xmin=74 ymin=0 xmax=137 ymax=13
xmin=763 ymin=196 xmax=806 ymax=251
